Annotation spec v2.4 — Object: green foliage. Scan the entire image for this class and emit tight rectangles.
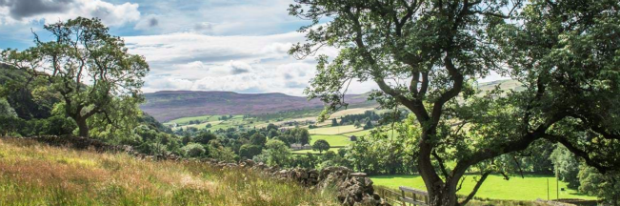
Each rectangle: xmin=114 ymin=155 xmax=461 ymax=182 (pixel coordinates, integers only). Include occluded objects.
xmin=0 ymin=116 xmax=24 ymax=136
xmin=578 ymin=167 xmax=620 ymax=205
xmin=24 ymin=115 xmax=77 ymax=136
xmin=208 ymin=145 xmax=236 ymax=162
xmin=0 ymin=98 xmax=21 ymax=136
xmin=1 ymin=17 xmax=149 ymax=138
xmin=194 ymin=131 xmax=216 ymax=145
xmin=249 ymin=133 xmax=266 ymax=146
xmin=0 ymin=98 xmax=17 ymax=118
xmin=239 ymin=144 xmax=262 ymax=159
xmin=362 ymin=120 xmax=374 ymax=130
xmin=346 ymin=122 xmax=417 ymax=175
xmin=181 ymin=143 xmax=206 ymax=158
xmin=312 ymin=139 xmax=330 ymax=154
xmin=262 ymin=139 xmax=291 ymax=166
xmin=550 ymin=145 xmax=581 ymax=189
xmin=0 ymin=64 xmax=57 ymax=120
xmin=276 ymin=128 xmax=311 ymax=145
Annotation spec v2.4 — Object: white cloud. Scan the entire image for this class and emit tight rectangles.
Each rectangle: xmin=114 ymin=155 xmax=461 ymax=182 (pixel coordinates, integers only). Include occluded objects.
xmin=122 ymin=29 xmax=377 ymax=96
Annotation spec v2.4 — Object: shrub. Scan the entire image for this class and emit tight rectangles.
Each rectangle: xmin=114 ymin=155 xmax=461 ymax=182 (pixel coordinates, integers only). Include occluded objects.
xmin=239 ymin=144 xmax=262 ymax=159
xmin=182 ymin=143 xmax=206 ymax=158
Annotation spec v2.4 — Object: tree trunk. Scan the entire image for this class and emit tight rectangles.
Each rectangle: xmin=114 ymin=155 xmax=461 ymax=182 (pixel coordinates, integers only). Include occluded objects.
xmin=426 ymin=179 xmax=459 ymax=206
xmin=418 ymin=129 xmax=460 ymax=206
xmin=76 ymin=117 xmax=89 ymax=137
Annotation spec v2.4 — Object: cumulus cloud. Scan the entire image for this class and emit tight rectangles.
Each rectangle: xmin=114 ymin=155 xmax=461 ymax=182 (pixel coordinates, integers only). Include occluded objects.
xmin=122 ymin=30 xmax=349 ymax=95
xmin=0 ymin=0 xmax=140 ymax=26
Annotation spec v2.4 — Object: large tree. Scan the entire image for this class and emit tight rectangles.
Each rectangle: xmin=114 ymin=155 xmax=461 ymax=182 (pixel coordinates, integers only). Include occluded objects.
xmin=1 ymin=17 xmax=149 ymax=137
xmin=290 ymin=0 xmax=620 ymax=205
xmin=312 ymin=139 xmax=330 ymax=154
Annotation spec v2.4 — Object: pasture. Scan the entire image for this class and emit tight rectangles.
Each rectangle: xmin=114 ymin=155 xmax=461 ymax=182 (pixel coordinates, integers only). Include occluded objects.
xmin=342 ymin=128 xmax=401 ymax=139
xmin=371 ymin=174 xmax=596 ymax=201
xmin=310 ymin=134 xmax=353 ymax=147
xmin=292 ymin=148 xmax=341 ymax=154
xmin=309 ymin=125 xmax=363 ymax=135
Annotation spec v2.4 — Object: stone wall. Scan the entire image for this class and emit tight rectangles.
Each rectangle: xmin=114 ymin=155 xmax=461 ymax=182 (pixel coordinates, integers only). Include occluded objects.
xmin=222 ymin=159 xmax=391 ymax=206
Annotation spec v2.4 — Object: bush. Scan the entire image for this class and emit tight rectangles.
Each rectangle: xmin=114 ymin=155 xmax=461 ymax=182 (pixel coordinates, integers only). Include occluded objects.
xmin=239 ymin=144 xmax=262 ymax=159
xmin=182 ymin=143 xmax=206 ymax=158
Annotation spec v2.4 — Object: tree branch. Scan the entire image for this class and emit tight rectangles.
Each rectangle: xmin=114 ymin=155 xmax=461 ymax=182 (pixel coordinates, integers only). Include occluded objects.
xmin=433 ymin=150 xmax=450 ymax=179
xmin=543 ymin=134 xmax=613 ymax=173
xmin=459 ymin=171 xmax=491 ymax=206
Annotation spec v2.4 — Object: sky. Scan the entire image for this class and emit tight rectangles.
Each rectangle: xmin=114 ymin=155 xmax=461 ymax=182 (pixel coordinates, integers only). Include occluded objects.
xmin=0 ymin=0 xmax=507 ymax=96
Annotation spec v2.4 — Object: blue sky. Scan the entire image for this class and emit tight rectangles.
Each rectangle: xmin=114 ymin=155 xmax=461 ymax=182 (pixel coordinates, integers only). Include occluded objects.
xmin=0 ymin=0 xmax=506 ymax=95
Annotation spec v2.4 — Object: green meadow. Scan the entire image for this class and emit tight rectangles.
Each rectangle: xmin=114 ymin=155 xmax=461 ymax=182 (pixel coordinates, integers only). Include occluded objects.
xmin=371 ymin=174 xmax=597 ymax=201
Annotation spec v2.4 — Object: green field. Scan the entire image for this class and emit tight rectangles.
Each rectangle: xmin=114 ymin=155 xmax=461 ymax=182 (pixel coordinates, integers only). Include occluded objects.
xmin=342 ymin=130 xmax=371 ymax=137
xmin=174 ymin=115 xmax=250 ymax=131
xmin=166 ymin=115 xmax=223 ymax=125
xmin=342 ymin=128 xmax=401 ymax=139
xmin=371 ymin=174 xmax=596 ymax=201
xmin=292 ymin=147 xmax=341 ymax=154
xmin=309 ymin=125 xmax=363 ymax=135
xmin=310 ymin=134 xmax=353 ymax=147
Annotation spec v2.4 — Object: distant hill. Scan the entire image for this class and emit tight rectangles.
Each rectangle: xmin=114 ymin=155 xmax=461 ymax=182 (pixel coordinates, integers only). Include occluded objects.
xmin=141 ymin=79 xmax=523 ymax=123
xmin=141 ymin=91 xmax=375 ymax=122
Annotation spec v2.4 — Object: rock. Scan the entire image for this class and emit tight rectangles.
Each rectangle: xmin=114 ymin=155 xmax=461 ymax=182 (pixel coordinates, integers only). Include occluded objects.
xmin=241 ymin=159 xmax=255 ymax=167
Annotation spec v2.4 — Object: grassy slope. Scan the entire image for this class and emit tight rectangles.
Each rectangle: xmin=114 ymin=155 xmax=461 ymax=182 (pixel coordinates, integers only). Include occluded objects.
xmin=0 ymin=138 xmax=337 ymax=206
xmin=371 ymin=174 xmax=596 ymax=201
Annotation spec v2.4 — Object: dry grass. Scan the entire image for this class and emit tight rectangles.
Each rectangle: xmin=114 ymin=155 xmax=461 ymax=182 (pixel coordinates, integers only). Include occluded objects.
xmin=0 ymin=138 xmax=338 ymax=206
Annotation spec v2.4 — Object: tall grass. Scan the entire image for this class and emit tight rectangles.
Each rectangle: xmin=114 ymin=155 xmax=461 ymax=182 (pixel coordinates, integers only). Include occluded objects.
xmin=0 ymin=138 xmax=338 ymax=206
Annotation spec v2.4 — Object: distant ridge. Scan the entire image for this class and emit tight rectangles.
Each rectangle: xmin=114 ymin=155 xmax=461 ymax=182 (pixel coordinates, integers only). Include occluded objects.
xmin=141 ymin=79 xmax=521 ymax=122
xmin=140 ymin=91 xmax=374 ymax=122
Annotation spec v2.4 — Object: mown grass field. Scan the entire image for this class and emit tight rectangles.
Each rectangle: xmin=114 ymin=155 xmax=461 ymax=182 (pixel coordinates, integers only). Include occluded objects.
xmin=310 ymin=134 xmax=352 ymax=147
xmin=292 ymin=148 xmax=341 ymax=154
xmin=371 ymin=174 xmax=596 ymax=201
xmin=0 ymin=138 xmax=338 ymax=206
xmin=342 ymin=128 xmax=402 ymax=139
xmin=309 ymin=125 xmax=363 ymax=135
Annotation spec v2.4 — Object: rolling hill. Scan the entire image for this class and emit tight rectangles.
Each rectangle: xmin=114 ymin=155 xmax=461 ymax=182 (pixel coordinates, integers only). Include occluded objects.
xmin=141 ymin=91 xmax=375 ymax=122
xmin=141 ymin=79 xmax=523 ymax=123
